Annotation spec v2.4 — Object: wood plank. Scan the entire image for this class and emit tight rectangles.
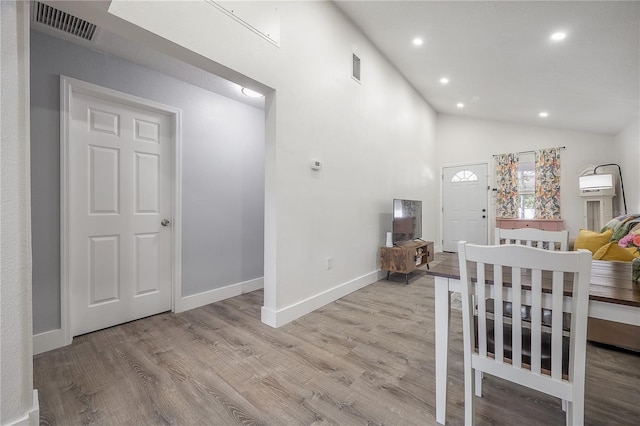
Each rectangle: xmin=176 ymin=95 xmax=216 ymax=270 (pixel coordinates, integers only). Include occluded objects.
xmin=587 ymin=317 xmax=640 ymax=352
xmin=34 ymin=257 xmax=640 ymax=425
xmin=427 ymin=253 xmax=640 ymax=307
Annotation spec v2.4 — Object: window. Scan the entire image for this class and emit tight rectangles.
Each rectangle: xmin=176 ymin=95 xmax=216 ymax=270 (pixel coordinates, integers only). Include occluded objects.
xmin=517 ymin=153 xmax=535 ymax=219
xmin=496 ymin=148 xmax=561 ymax=220
xmin=451 ymin=170 xmax=478 ymax=182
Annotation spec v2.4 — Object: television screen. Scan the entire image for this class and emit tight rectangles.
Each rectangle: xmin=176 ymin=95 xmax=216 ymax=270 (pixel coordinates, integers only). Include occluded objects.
xmin=392 ymin=199 xmax=422 ymax=244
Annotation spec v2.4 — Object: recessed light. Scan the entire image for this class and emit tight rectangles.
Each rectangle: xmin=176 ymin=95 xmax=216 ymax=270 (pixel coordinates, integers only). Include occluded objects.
xmin=439 ymin=77 xmax=449 ymax=85
xmin=412 ymin=37 xmax=423 ymax=46
xmin=550 ymin=32 xmax=566 ymax=41
xmin=539 ymin=111 xmax=549 ymax=118
xmin=241 ymin=87 xmax=263 ymax=98
xmin=456 ymin=103 xmax=464 ymax=108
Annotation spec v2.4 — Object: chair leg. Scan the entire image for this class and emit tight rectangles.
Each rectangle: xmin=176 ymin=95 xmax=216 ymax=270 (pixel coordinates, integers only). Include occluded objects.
xmin=568 ymin=368 xmax=586 ymax=425
xmin=474 ymin=370 xmax=483 ymax=397
xmin=567 ymin=398 xmax=584 ymax=425
xmin=464 ymin=366 xmax=475 ymax=425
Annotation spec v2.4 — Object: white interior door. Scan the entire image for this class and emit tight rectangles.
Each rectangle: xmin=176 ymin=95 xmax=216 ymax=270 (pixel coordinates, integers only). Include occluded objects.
xmin=68 ymin=89 xmax=172 ymax=336
xmin=442 ymin=164 xmax=488 ymax=252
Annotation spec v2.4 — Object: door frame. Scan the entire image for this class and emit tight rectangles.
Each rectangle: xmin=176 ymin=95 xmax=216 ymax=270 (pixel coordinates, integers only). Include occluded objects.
xmin=60 ymin=75 xmax=183 ymax=346
xmin=440 ymin=161 xmax=491 ymax=251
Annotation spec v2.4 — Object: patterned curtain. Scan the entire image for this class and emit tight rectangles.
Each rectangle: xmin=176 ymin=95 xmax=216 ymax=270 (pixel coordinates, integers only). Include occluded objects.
xmin=534 ymin=148 xmax=561 ymax=219
xmin=495 ymin=153 xmax=519 ymax=218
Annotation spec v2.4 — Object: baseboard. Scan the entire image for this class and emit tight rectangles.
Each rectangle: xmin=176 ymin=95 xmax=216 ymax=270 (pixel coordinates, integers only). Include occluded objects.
xmin=6 ymin=390 xmax=39 ymax=426
xmin=177 ymin=277 xmax=264 ymax=313
xmin=33 ymin=329 xmax=65 ymax=355
xmin=261 ymin=269 xmax=385 ymax=328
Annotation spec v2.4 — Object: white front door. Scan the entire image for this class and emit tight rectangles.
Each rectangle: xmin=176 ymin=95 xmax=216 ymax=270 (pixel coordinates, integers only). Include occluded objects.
xmin=68 ymin=89 xmax=172 ymax=336
xmin=442 ymin=164 xmax=488 ymax=252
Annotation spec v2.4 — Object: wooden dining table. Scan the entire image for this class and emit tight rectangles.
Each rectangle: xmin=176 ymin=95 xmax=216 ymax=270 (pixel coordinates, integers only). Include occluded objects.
xmin=426 ymin=252 xmax=640 ymax=425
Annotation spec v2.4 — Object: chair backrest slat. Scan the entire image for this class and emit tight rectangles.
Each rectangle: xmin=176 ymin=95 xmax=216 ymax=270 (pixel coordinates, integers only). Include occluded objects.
xmin=495 ymin=228 xmax=569 ymax=252
xmin=511 ymin=267 xmax=522 ymax=368
xmin=477 ymin=262 xmax=488 ymax=357
xmin=493 ymin=264 xmax=504 ymax=363
xmin=551 ymin=270 xmax=564 ymax=380
xmin=530 ymin=268 xmax=543 ymax=374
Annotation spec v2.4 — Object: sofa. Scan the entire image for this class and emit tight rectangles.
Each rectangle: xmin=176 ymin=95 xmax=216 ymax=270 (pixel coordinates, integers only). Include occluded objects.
xmin=574 ymin=214 xmax=640 ymax=260
xmin=573 ymin=214 xmax=640 ymax=352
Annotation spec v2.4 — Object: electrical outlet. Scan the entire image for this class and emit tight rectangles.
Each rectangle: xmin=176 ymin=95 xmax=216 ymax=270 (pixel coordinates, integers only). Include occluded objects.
xmin=326 ymin=257 xmax=333 ymax=270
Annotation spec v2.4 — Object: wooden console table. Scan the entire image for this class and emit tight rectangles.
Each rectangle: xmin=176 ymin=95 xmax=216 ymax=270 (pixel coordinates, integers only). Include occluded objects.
xmin=380 ymin=240 xmax=434 ymax=284
xmin=496 ymin=218 xmax=564 ymax=231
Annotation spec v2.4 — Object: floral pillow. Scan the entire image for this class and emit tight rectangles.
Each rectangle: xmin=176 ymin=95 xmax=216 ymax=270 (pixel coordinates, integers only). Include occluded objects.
xmin=618 ymin=232 xmax=640 ymax=256
xmin=601 ymin=214 xmax=640 ymax=241
xmin=612 ymin=219 xmax=640 ymax=241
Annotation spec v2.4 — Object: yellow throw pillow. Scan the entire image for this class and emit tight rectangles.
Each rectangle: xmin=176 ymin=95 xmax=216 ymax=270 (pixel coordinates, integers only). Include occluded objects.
xmin=592 ymin=242 xmax=639 ymax=261
xmin=574 ymin=228 xmax=613 ymax=254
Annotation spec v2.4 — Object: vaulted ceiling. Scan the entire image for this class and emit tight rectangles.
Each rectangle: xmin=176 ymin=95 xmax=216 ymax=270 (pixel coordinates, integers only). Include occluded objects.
xmin=335 ymin=1 xmax=639 ymax=135
xmin=34 ymin=1 xmax=639 ymax=136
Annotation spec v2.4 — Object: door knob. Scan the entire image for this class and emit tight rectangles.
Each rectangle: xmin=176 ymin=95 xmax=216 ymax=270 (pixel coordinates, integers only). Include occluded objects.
xmin=482 ymin=215 xmax=486 ymax=219
xmin=482 ymin=209 xmax=486 ymax=212
xmin=161 ymin=219 xmax=171 ymax=226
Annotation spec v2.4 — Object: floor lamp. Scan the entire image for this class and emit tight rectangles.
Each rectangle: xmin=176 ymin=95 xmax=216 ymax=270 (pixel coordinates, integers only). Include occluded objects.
xmin=578 ymin=163 xmax=627 ymax=215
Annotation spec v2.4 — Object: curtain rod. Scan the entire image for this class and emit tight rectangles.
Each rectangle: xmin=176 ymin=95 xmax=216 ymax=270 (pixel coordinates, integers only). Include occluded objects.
xmin=492 ymin=146 xmax=566 ymax=158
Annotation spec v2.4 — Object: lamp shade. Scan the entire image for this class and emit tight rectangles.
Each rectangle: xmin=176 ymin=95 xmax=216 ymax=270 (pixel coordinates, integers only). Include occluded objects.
xmin=579 ymin=173 xmax=614 ymax=190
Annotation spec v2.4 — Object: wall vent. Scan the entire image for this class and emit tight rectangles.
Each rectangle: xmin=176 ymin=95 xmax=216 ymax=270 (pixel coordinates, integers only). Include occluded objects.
xmin=352 ymin=53 xmax=361 ymax=82
xmin=32 ymin=1 xmax=98 ymax=41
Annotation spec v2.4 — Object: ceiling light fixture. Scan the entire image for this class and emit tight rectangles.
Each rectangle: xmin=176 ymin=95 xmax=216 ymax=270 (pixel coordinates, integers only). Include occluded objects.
xmin=439 ymin=77 xmax=449 ymax=85
xmin=539 ymin=111 xmax=549 ymax=118
xmin=456 ymin=103 xmax=464 ymax=108
xmin=241 ymin=87 xmax=263 ymax=98
xmin=412 ymin=37 xmax=423 ymax=46
xmin=550 ymin=32 xmax=566 ymax=41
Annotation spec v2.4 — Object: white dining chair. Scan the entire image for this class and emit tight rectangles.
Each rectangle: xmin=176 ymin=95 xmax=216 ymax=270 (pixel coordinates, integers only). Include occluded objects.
xmin=483 ymin=227 xmax=571 ymax=400
xmin=457 ymin=241 xmax=592 ymax=425
xmin=495 ymin=227 xmax=569 ymax=251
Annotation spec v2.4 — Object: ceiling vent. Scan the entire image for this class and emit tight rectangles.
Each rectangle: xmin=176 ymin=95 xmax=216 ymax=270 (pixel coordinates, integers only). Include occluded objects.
xmin=32 ymin=1 xmax=98 ymax=42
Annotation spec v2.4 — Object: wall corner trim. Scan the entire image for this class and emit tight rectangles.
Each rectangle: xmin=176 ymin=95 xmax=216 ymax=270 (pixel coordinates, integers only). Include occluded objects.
xmin=260 ymin=269 xmax=386 ymax=328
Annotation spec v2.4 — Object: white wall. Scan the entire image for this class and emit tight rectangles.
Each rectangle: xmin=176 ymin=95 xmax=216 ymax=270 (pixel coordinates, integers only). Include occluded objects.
xmin=615 ymin=118 xmax=640 ymax=213
xmin=107 ymin=1 xmax=438 ymax=326
xmin=435 ymin=114 xmax=618 ymax=239
xmin=30 ymin=30 xmax=265 ymax=335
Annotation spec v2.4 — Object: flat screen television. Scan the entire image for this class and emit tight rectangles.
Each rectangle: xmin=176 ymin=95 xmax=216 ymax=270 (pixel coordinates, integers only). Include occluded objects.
xmin=392 ymin=199 xmax=422 ymax=244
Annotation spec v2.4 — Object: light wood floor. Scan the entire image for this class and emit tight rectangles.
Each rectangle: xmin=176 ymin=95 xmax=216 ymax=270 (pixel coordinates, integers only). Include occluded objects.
xmin=35 ymin=256 xmax=640 ymax=425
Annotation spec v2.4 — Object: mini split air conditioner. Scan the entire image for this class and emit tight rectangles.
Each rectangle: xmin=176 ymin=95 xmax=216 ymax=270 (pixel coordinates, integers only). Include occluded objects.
xmin=578 ymin=165 xmax=616 ymax=230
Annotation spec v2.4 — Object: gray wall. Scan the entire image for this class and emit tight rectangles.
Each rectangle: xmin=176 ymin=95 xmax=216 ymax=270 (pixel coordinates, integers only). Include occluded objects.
xmin=30 ymin=30 xmax=265 ymax=334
